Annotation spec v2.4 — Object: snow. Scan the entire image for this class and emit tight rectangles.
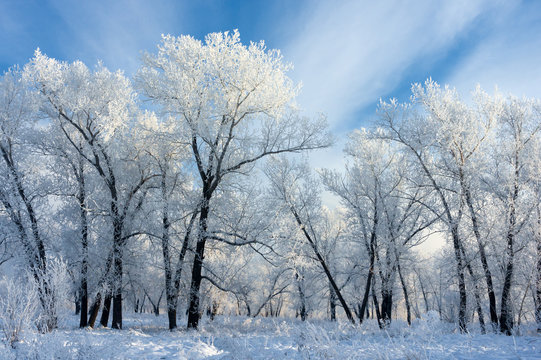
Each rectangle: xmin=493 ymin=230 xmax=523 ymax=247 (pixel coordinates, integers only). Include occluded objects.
xmin=1 ymin=313 xmax=540 ymax=359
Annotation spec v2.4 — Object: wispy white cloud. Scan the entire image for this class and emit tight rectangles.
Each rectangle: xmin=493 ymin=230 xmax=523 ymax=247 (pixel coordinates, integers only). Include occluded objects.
xmin=281 ymin=0 xmax=540 ymax=175
xmin=284 ymin=0 xmax=495 ymax=132
xmin=446 ymin=3 xmax=541 ymax=98
xmin=46 ymin=0 xmax=182 ymax=73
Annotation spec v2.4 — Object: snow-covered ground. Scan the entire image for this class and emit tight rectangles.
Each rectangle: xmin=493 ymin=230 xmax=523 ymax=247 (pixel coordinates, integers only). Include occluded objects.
xmin=1 ymin=313 xmax=540 ymax=359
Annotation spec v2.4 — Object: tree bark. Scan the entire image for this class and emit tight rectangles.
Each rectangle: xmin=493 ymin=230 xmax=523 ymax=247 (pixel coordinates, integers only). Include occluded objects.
xmin=371 ymin=281 xmax=383 ymax=328
xmin=187 ymin=198 xmax=210 ymax=329
xmin=380 ymin=289 xmax=393 ymax=326
xmin=397 ymin=256 xmax=411 ymax=325
xmin=78 ymin=155 xmax=89 ymax=328
xmin=87 ymin=292 xmax=102 ymax=328
xmin=100 ymin=291 xmax=112 ymax=327
xmin=461 ymin=172 xmax=498 ymax=331
xmin=460 ymin=245 xmax=486 ymax=334
xmin=358 ymin=205 xmax=378 ymax=324
xmin=295 ymin=272 xmax=307 ymax=321
xmin=111 ymin=206 xmax=124 ymax=330
xmin=500 ymin=161 xmax=519 ymax=335
xmin=329 ymin=284 xmax=337 ymax=321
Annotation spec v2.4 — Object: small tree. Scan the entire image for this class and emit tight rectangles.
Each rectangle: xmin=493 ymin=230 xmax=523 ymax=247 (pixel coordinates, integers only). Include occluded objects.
xmin=0 ymin=276 xmax=39 ymax=348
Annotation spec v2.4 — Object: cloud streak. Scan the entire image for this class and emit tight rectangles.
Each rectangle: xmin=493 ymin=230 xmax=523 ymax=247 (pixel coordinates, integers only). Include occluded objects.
xmin=280 ymin=0 xmax=541 ymax=177
xmin=446 ymin=1 xmax=541 ymax=98
xmin=44 ymin=0 xmax=182 ymax=73
xmin=284 ymin=0 xmax=494 ymax=132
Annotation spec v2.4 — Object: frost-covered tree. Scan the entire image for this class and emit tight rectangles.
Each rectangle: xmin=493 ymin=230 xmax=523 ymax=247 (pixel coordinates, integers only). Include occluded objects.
xmin=323 ymin=130 xmax=433 ymax=326
xmin=411 ymin=82 xmax=498 ymax=331
xmin=24 ymin=52 xmax=157 ymax=329
xmin=266 ymin=157 xmax=355 ymax=323
xmin=0 ymin=68 xmax=58 ymax=331
xmin=137 ymin=30 xmax=330 ymax=329
xmin=482 ymin=94 xmax=541 ymax=334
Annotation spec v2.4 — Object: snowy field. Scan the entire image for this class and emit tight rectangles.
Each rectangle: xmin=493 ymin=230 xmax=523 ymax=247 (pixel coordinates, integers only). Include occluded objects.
xmin=1 ymin=313 xmax=540 ymax=359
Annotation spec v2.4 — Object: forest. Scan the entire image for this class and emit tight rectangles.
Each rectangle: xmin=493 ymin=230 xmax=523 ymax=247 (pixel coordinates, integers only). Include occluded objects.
xmin=0 ymin=30 xmax=540 ymax=358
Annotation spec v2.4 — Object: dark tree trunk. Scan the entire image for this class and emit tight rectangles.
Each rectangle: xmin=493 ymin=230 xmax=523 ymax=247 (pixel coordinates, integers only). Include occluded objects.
xmin=100 ymin=291 xmax=112 ymax=327
xmin=462 ymin=176 xmax=498 ymax=331
xmin=451 ymin=224 xmax=468 ymax=332
xmin=329 ymin=285 xmax=337 ymax=321
xmin=88 ymin=292 xmax=102 ymax=328
xmin=291 ymin=207 xmax=355 ymax=323
xmin=460 ymin=245 xmax=486 ymax=334
xmin=79 ymin=262 xmax=88 ymax=328
xmin=187 ymin=199 xmax=210 ymax=329
xmin=408 ymin=145 xmax=467 ymax=332
xmin=500 ymin=166 xmax=519 ymax=336
xmin=161 ymin=172 xmax=196 ymax=330
xmin=397 ymin=257 xmax=411 ymax=325
xmin=78 ymin=156 xmax=89 ymax=328
xmin=75 ymin=291 xmax=81 ymax=315
xmin=160 ymin=171 xmax=176 ymax=329
xmin=210 ymin=301 xmax=218 ymax=321
xmin=111 ymin=212 xmax=123 ymax=330
xmin=296 ymin=272 xmax=307 ymax=321
xmin=380 ymin=289 xmax=393 ymax=325
xmin=416 ymin=270 xmax=430 ymax=313
xmin=371 ymin=282 xmax=383 ymax=329
xmin=87 ymin=251 xmax=114 ymax=328
xmin=359 ymin=208 xmax=378 ymax=324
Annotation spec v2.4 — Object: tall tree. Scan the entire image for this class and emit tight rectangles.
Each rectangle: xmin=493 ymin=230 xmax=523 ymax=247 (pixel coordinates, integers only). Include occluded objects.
xmin=378 ymin=93 xmax=469 ymax=332
xmin=412 ymin=82 xmax=498 ymax=331
xmin=137 ymin=30 xmax=330 ymax=329
xmin=484 ymin=94 xmax=541 ymax=334
xmin=24 ymin=52 xmax=156 ymax=329
xmin=0 ymin=68 xmax=57 ymax=331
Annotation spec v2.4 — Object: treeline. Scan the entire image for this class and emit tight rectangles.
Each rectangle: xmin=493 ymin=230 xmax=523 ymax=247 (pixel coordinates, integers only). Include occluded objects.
xmin=0 ymin=31 xmax=539 ymax=336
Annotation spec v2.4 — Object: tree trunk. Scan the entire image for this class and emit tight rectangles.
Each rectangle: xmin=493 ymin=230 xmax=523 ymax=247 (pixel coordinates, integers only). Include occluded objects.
xmin=462 ymin=177 xmax=498 ymax=331
xmin=451 ymin=224 xmax=468 ymax=332
xmin=87 ymin=251 xmax=114 ymax=328
xmin=160 ymin=171 xmax=177 ymax=329
xmin=296 ymin=272 xmax=306 ymax=321
xmin=75 ymin=291 xmax=81 ymax=315
xmin=397 ymin=257 xmax=411 ymax=325
xmin=407 ymin=145 xmax=467 ymax=332
xmin=416 ymin=270 xmax=429 ymax=313
xmin=380 ymin=289 xmax=393 ymax=326
xmin=111 ymin=214 xmax=123 ymax=330
xmin=359 ymin=210 xmax=378 ymax=324
xmin=100 ymin=291 xmax=112 ymax=327
xmin=371 ymin=281 xmax=383 ymax=329
xmin=88 ymin=292 xmax=102 ymax=328
xmin=500 ymin=166 xmax=519 ymax=336
xmin=78 ymin=157 xmax=89 ymax=328
xmin=187 ymin=199 xmax=210 ymax=329
xmin=329 ymin=284 xmax=337 ymax=321
xmin=460 ymin=245 xmax=486 ymax=334
xmin=290 ymin=207 xmax=355 ymax=323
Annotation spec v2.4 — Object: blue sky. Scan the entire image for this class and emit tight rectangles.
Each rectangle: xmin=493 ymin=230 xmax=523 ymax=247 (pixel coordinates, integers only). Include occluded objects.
xmin=2 ymin=0 xmax=541 ymax=169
